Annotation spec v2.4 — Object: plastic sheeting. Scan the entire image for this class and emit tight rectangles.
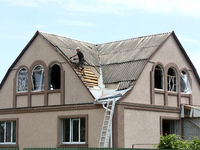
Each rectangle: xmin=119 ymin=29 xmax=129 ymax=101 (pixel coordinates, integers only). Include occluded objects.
xmin=181 ymin=73 xmax=192 ymax=94
xmin=32 ymin=66 xmax=44 ymax=91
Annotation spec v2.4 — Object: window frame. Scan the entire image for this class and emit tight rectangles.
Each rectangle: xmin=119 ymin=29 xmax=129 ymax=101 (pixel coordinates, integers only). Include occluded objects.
xmin=180 ymin=70 xmax=192 ymax=94
xmin=154 ymin=65 xmax=164 ymax=90
xmin=167 ymin=68 xmax=177 ymax=92
xmin=31 ymin=65 xmax=45 ymax=92
xmin=17 ymin=67 xmax=28 ymax=93
xmin=62 ymin=118 xmax=85 ymax=144
xmin=48 ymin=63 xmax=61 ymax=90
xmin=0 ymin=118 xmax=18 ymax=148
xmin=160 ymin=116 xmax=180 ymax=136
xmin=58 ymin=115 xmax=88 ymax=148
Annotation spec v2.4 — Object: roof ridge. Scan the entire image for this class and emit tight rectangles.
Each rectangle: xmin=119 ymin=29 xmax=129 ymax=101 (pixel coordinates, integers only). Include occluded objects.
xmin=98 ymin=31 xmax=172 ymax=45
xmin=39 ymin=30 xmax=94 ymax=45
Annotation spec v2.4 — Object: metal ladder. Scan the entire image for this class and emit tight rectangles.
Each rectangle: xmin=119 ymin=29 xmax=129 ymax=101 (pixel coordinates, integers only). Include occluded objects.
xmin=99 ymin=99 xmax=116 ymax=148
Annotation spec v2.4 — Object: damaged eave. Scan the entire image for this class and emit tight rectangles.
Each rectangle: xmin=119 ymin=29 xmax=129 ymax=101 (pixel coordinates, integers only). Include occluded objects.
xmin=181 ymin=104 xmax=200 ymax=118
xmin=39 ymin=31 xmax=96 ymax=100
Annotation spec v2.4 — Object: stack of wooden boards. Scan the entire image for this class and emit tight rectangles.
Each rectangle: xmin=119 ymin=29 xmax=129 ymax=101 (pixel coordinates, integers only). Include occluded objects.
xmin=75 ymin=67 xmax=98 ymax=87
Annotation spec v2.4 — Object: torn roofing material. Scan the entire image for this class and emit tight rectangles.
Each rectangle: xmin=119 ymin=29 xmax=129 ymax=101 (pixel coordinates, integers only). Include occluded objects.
xmin=40 ymin=31 xmax=171 ymax=85
xmin=2 ymin=30 xmax=199 ymax=101
xmin=39 ymin=31 xmax=172 ymax=100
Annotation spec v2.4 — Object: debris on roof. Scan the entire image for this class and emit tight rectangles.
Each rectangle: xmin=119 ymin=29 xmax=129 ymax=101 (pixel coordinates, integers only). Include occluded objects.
xmin=40 ymin=31 xmax=172 ymax=101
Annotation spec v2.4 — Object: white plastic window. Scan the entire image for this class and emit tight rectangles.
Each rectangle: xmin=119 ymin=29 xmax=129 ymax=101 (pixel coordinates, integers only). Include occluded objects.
xmin=62 ymin=118 xmax=85 ymax=144
xmin=17 ymin=68 xmax=28 ymax=92
xmin=167 ymin=68 xmax=177 ymax=92
xmin=181 ymin=71 xmax=192 ymax=94
xmin=154 ymin=65 xmax=164 ymax=89
xmin=31 ymin=65 xmax=44 ymax=91
xmin=0 ymin=121 xmax=16 ymax=144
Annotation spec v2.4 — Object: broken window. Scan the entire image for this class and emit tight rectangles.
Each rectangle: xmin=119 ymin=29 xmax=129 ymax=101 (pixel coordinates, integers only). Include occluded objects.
xmin=31 ymin=65 xmax=44 ymax=91
xmin=181 ymin=71 xmax=192 ymax=94
xmin=48 ymin=64 xmax=61 ymax=90
xmin=154 ymin=65 xmax=164 ymax=89
xmin=17 ymin=68 xmax=28 ymax=92
xmin=167 ymin=68 xmax=177 ymax=92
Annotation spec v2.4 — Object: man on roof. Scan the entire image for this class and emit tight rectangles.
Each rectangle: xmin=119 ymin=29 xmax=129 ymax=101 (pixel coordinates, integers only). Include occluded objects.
xmin=70 ymin=47 xmax=85 ymax=76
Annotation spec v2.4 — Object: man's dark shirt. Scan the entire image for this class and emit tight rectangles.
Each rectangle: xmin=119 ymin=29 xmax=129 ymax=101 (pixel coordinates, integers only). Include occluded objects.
xmin=77 ymin=51 xmax=84 ymax=60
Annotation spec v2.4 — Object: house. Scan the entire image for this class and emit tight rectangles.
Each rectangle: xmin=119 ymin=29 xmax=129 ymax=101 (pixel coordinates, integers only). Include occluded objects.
xmin=0 ymin=30 xmax=200 ymax=149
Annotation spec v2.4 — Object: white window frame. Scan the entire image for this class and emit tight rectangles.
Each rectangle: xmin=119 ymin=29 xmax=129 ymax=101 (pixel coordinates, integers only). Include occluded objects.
xmin=62 ymin=118 xmax=85 ymax=144
xmin=31 ymin=65 xmax=44 ymax=91
xmin=17 ymin=68 xmax=28 ymax=93
xmin=0 ymin=121 xmax=16 ymax=144
xmin=168 ymin=68 xmax=177 ymax=92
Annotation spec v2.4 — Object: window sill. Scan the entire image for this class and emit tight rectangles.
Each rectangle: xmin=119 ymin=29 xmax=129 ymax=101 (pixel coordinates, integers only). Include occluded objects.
xmin=0 ymin=144 xmax=18 ymax=148
xmin=181 ymin=93 xmax=191 ymax=97
xmin=48 ymin=89 xmax=61 ymax=93
xmin=154 ymin=89 xmax=164 ymax=94
xmin=58 ymin=144 xmax=88 ymax=148
xmin=168 ymin=91 xmax=178 ymax=96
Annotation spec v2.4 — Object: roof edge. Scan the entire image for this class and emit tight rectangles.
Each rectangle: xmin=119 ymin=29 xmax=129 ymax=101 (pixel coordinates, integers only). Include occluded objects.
xmin=0 ymin=30 xmax=40 ymax=90
xmin=171 ymin=31 xmax=200 ymax=85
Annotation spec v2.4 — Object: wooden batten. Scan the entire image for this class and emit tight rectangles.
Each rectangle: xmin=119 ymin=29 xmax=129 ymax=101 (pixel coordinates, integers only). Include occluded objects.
xmin=75 ymin=67 xmax=98 ymax=88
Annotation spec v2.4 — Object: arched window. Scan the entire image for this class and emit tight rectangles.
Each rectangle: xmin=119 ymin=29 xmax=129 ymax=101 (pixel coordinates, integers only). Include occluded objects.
xmin=167 ymin=68 xmax=177 ymax=92
xmin=154 ymin=65 xmax=164 ymax=89
xmin=48 ymin=64 xmax=61 ymax=90
xmin=31 ymin=65 xmax=44 ymax=91
xmin=17 ymin=68 xmax=28 ymax=92
xmin=181 ymin=71 xmax=192 ymax=94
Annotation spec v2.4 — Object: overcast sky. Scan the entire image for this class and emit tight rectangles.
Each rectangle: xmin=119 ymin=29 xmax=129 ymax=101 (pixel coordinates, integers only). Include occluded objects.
xmin=0 ymin=0 xmax=200 ymax=82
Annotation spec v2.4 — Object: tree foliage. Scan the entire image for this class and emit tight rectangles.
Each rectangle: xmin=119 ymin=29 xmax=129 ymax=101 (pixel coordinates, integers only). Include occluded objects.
xmin=157 ymin=134 xmax=200 ymax=149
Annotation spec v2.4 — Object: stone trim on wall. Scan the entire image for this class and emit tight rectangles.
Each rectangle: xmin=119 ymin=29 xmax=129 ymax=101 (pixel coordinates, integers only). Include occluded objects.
xmin=13 ymin=60 xmax=65 ymax=108
xmin=151 ymin=62 xmax=192 ymax=107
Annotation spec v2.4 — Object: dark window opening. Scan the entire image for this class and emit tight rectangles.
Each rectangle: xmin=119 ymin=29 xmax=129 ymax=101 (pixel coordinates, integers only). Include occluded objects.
xmin=154 ymin=65 xmax=163 ymax=89
xmin=162 ymin=120 xmax=178 ymax=136
xmin=49 ymin=64 xmax=61 ymax=90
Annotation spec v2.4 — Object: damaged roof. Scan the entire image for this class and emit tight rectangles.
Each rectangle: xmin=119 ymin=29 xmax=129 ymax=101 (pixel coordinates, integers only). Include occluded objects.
xmin=1 ymin=30 xmax=199 ymax=100
xmin=39 ymin=31 xmax=172 ymax=100
xmin=40 ymin=32 xmax=171 ymax=85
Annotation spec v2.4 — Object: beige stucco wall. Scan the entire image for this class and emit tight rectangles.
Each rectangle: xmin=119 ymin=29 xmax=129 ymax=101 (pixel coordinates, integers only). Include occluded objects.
xmin=150 ymin=35 xmax=200 ymax=105
xmin=122 ymin=34 xmax=200 ymax=106
xmin=122 ymin=62 xmax=152 ymax=104
xmin=0 ymin=107 xmax=105 ymax=150
xmin=0 ymin=71 xmax=15 ymax=109
xmin=17 ymin=96 xmax=28 ymax=107
xmin=155 ymin=93 xmax=164 ymax=105
xmin=48 ymin=93 xmax=61 ymax=105
xmin=124 ymin=108 xmax=180 ymax=148
xmin=0 ymin=34 xmax=94 ymax=109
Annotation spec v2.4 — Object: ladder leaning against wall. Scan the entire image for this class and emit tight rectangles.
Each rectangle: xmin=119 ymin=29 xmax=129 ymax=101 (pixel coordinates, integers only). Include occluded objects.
xmin=98 ymin=99 xmax=116 ymax=148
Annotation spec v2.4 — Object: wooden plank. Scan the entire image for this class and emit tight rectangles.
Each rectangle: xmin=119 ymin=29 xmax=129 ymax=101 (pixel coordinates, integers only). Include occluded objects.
xmin=84 ymin=79 xmax=98 ymax=84
xmin=83 ymin=76 xmax=98 ymax=81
